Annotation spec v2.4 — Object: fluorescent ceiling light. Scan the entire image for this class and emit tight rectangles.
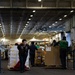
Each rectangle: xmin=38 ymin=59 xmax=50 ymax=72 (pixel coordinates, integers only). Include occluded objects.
xmin=70 ymin=10 xmax=74 ymax=13
xmin=33 ymin=10 xmax=36 ymax=13
xmin=38 ymin=0 xmax=41 ymax=2
xmin=59 ymin=18 xmax=62 ymax=21
xmin=30 ymin=15 xmax=33 ymax=17
xmin=64 ymin=15 xmax=67 ymax=17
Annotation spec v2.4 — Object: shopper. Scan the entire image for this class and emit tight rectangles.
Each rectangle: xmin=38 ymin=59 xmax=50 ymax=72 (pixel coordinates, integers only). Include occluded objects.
xmin=51 ymin=40 xmax=57 ymax=46
xmin=35 ymin=43 xmax=40 ymax=49
xmin=59 ymin=36 xmax=68 ymax=69
xmin=17 ymin=39 xmax=29 ymax=73
xmin=30 ymin=42 xmax=38 ymax=67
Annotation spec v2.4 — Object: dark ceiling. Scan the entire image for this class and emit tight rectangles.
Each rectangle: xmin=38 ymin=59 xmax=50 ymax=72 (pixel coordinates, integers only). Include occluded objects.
xmin=0 ymin=0 xmax=75 ymax=39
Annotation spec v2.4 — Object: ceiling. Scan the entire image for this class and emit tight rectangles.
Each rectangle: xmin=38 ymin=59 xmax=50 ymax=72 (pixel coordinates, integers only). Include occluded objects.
xmin=0 ymin=0 xmax=75 ymax=40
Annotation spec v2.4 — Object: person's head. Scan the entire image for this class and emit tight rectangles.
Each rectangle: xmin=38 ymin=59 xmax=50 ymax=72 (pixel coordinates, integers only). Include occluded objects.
xmin=15 ymin=43 xmax=18 ymax=46
xmin=31 ymin=42 xmax=34 ymax=45
xmin=62 ymin=36 xmax=66 ymax=40
xmin=35 ymin=42 xmax=37 ymax=45
xmin=53 ymin=40 xmax=56 ymax=43
xmin=22 ymin=39 xmax=27 ymax=45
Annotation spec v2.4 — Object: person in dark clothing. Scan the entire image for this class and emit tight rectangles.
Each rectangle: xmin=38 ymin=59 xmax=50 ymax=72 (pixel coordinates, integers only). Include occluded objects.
xmin=51 ymin=40 xmax=57 ymax=46
xmin=59 ymin=36 xmax=68 ymax=69
xmin=5 ymin=49 xmax=8 ymax=60
xmin=29 ymin=42 xmax=38 ymax=66
xmin=17 ymin=39 xmax=29 ymax=73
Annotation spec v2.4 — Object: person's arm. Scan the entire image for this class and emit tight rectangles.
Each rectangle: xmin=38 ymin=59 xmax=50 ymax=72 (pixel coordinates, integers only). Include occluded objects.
xmin=35 ymin=46 xmax=38 ymax=50
xmin=17 ymin=45 xmax=21 ymax=51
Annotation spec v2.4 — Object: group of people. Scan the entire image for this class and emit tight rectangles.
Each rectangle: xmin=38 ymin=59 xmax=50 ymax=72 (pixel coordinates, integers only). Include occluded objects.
xmin=14 ymin=36 xmax=68 ymax=73
xmin=51 ymin=36 xmax=68 ymax=69
xmin=17 ymin=39 xmax=38 ymax=73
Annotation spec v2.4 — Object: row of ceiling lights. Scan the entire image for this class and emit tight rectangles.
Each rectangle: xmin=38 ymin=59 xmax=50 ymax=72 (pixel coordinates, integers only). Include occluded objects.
xmin=24 ymin=10 xmax=36 ymax=28
xmin=49 ymin=10 xmax=74 ymax=28
xmin=19 ymin=10 xmax=36 ymax=38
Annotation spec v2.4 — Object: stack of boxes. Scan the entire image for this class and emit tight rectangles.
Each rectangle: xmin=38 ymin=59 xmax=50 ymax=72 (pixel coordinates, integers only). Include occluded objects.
xmin=8 ymin=46 xmax=19 ymax=69
xmin=35 ymin=48 xmax=46 ymax=65
xmin=35 ymin=49 xmax=42 ymax=65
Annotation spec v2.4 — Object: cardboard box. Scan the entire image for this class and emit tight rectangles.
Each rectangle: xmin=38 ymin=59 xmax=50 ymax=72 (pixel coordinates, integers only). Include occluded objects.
xmin=45 ymin=46 xmax=61 ymax=66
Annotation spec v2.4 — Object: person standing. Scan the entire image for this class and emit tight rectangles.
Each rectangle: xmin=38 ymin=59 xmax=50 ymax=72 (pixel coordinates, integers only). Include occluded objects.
xmin=29 ymin=42 xmax=38 ymax=67
xmin=59 ymin=36 xmax=68 ymax=69
xmin=17 ymin=39 xmax=29 ymax=73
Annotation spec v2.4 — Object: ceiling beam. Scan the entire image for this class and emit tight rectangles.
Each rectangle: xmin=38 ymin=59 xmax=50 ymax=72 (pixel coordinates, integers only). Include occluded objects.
xmin=29 ymin=11 xmax=50 ymax=34
xmin=0 ymin=1 xmax=75 ymax=9
xmin=10 ymin=0 xmax=13 ymax=8
xmin=16 ymin=11 xmax=25 ymax=34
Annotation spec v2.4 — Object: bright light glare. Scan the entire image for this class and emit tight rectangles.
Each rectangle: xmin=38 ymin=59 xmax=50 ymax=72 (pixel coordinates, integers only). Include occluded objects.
xmin=30 ymin=15 xmax=33 ymax=17
xmin=59 ymin=18 xmax=62 ymax=21
xmin=64 ymin=15 xmax=67 ymax=17
xmin=70 ymin=10 xmax=74 ymax=13
xmin=33 ymin=10 xmax=36 ymax=13
xmin=49 ymin=26 xmax=51 ymax=28
xmin=1 ymin=38 xmax=6 ymax=42
xmin=16 ymin=38 xmax=22 ymax=43
xmin=38 ymin=0 xmax=41 ymax=2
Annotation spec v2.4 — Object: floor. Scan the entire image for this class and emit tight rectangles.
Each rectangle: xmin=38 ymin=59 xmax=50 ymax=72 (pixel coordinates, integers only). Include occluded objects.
xmin=1 ymin=60 xmax=75 ymax=75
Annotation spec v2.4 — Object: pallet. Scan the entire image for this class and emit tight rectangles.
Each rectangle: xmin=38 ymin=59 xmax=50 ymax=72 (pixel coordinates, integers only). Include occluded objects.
xmin=44 ymin=65 xmax=62 ymax=69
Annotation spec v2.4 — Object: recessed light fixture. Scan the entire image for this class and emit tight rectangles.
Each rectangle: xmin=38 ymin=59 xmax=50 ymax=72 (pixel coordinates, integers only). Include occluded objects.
xmin=38 ymin=0 xmax=41 ymax=2
xmin=25 ymin=26 xmax=26 ymax=27
xmin=52 ymin=24 xmax=55 ymax=26
xmin=30 ymin=15 xmax=33 ymax=17
xmin=27 ymin=21 xmax=29 ymax=23
xmin=26 ymin=24 xmax=28 ymax=26
xmin=59 ymin=18 xmax=62 ymax=21
xmin=70 ymin=10 xmax=74 ymax=13
xmin=33 ymin=10 xmax=36 ymax=13
xmin=29 ymin=18 xmax=31 ymax=20
xmin=64 ymin=15 xmax=67 ymax=17
xmin=55 ymin=21 xmax=58 ymax=23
